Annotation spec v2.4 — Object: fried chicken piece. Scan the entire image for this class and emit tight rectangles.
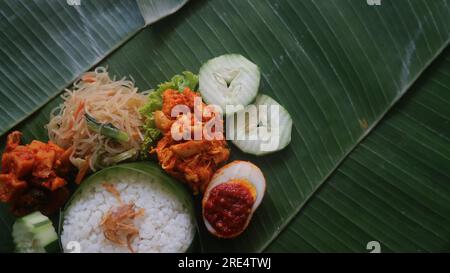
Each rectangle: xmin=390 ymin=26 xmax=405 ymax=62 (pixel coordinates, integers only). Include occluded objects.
xmin=161 ymin=88 xmax=198 ymax=117
xmin=154 ymin=89 xmax=230 ymax=194
xmin=5 ymin=131 xmax=22 ymax=152
xmin=0 ymin=173 xmax=27 ymax=203
xmin=154 ymin=110 xmax=174 ymax=133
xmin=0 ymin=131 xmax=73 ymax=216
xmin=1 ymin=147 xmax=34 ymax=178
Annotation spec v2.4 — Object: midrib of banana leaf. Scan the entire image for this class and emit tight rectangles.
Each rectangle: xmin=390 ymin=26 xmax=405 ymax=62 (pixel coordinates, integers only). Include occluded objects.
xmin=1 ymin=0 xmax=450 ymax=253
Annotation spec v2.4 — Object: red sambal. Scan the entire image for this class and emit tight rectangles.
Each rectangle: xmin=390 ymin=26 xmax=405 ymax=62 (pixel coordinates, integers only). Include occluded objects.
xmin=203 ymin=180 xmax=256 ymax=238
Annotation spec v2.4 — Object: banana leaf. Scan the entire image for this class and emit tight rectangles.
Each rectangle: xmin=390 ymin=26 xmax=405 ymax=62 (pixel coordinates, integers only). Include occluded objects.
xmin=0 ymin=0 xmax=449 ymax=252
xmin=267 ymin=47 xmax=450 ymax=253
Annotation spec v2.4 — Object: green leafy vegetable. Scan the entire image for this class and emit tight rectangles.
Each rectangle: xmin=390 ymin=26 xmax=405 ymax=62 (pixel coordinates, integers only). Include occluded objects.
xmin=85 ymin=114 xmax=130 ymax=142
xmin=94 ymin=148 xmax=139 ymax=169
xmin=139 ymin=71 xmax=198 ymax=155
xmin=161 ymin=71 xmax=199 ymax=93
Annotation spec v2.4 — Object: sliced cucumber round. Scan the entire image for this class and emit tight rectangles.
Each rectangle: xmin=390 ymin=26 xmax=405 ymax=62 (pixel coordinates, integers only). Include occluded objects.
xmin=231 ymin=94 xmax=293 ymax=156
xmin=199 ymin=54 xmax=260 ymax=114
xmin=12 ymin=211 xmax=59 ymax=253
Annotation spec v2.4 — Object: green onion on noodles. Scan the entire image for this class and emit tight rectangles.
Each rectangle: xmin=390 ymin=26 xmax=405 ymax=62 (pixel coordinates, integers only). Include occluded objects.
xmin=46 ymin=67 xmax=148 ymax=171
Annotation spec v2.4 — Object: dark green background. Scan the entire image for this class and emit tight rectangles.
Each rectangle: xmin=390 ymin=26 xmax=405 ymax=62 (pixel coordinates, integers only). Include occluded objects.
xmin=0 ymin=0 xmax=449 ymax=252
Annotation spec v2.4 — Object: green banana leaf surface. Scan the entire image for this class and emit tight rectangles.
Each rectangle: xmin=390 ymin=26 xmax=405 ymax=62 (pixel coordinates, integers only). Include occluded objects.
xmin=0 ymin=0 xmax=449 ymax=252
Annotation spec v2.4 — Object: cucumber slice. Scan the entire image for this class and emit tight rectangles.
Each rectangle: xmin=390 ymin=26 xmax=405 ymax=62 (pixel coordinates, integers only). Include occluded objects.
xmin=231 ymin=94 xmax=293 ymax=156
xmin=199 ymin=54 xmax=260 ymax=114
xmin=12 ymin=211 xmax=59 ymax=253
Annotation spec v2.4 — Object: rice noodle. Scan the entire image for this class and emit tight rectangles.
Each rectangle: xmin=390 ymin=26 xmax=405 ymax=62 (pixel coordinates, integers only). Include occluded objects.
xmin=47 ymin=68 xmax=147 ymax=171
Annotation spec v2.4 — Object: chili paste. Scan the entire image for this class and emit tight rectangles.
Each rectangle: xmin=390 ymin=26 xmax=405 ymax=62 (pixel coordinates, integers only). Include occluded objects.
xmin=203 ymin=180 xmax=255 ymax=237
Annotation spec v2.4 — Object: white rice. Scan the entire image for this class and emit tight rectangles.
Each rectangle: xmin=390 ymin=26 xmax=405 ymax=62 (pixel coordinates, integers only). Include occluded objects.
xmin=61 ymin=174 xmax=195 ymax=253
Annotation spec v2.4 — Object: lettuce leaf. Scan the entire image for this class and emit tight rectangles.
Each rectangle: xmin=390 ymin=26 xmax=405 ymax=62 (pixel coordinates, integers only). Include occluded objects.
xmin=139 ymin=71 xmax=198 ymax=156
xmin=159 ymin=71 xmax=199 ymax=93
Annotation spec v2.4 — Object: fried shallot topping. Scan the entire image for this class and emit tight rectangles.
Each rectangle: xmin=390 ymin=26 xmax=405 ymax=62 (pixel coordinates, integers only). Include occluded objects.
xmin=100 ymin=183 xmax=145 ymax=253
xmin=102 ymin=183 xmax=122 ymax=203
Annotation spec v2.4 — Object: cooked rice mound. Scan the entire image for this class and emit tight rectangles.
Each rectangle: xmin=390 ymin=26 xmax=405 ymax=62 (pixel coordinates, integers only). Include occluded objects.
xmin=61 ymin=176 xmax=195 ymax=253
